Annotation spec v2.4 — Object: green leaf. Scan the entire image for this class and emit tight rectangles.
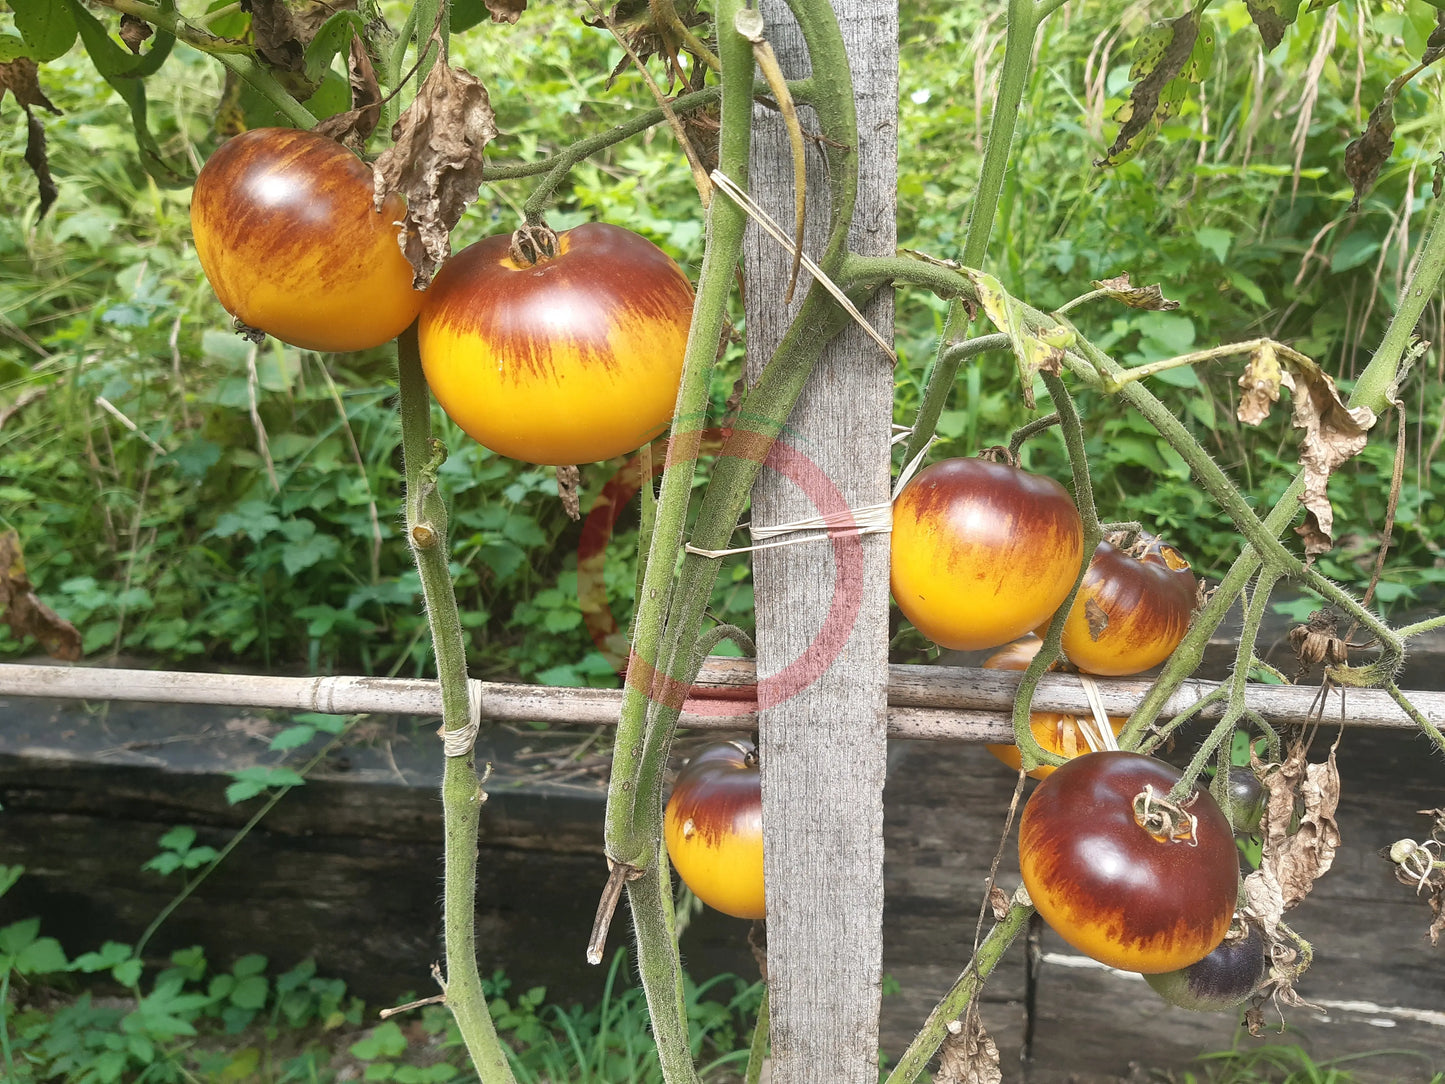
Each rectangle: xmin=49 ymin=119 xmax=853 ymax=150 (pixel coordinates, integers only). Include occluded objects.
xmin=303 ymin=10 xmax=364 ymax=85
xmin=230 ymin=973 xmax=270 ymax=1010
xmin=158 ymin=825 xmax=198 ymax=853
xmin=0 ymin=865 xmax=23 ymax=898
xmin=0 ymin=33 xmax=31 ymax=62
xmin=0 ymin=917 xmax=41 ymax=955
xmin=114 ymin=956 xmax=144 ymax=986
xmin=1194 ymin=227 xmax=1232 ymax=264
xmin=11 ymin=0 xmax=78 ymax=62
xmin=63 ymin=0 xmax=187 ymax=186
xmin=350 ymin=1020 xmax=409 ymax=1060
xmin=16 ymin=935 xmax=69 ymax=975
xmin=270 ymin=725 xmax=318 ymax=751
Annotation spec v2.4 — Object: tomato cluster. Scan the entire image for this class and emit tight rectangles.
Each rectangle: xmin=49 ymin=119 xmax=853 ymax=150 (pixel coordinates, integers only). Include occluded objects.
xmin=192 ymin=129 xmax=692 ymax=466
xmin=890 ymin=459 xmax=1198 ymax=677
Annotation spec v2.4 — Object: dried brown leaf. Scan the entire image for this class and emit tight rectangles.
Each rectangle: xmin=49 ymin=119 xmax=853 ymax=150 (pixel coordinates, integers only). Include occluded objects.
xmin=119 ymin=13 xmax=154 ymax=53
xmin=484 ymin=0 xmax=527 ymax=23
xmin=1236 ymin=346 xmax=1375 ymax=554
xmin=0 ymin=530 xmax=82 ymax=661
xmin=1344 ymin=94 xmax=1396 ymax=214
xmin=935 ymin=1012 xmax=1001 ymax=1084
xmin=556 ymin=464 xmax=581 ymax=522
xmin=988 ymin=884 xmax=1010 ymax=921
xmin=1254 ymin=743 xmax=1341 ymax=912
xmin=373 ymin=50 xmax=499 ymax=287
xmin=244 ymin=0 xmax=351 ymax=72
xmin=0 ymin=56 xmax=61 ymax=115
xmin=312 ymin=33 xmax=383 ymax=149
xmin=1091 ymin=272 xmax=1180 ymax=311
xmin=1084 ymin=597 xmax=1110 ymax=641
xmin=1236 ymin=342 xmax=1283 ymax=426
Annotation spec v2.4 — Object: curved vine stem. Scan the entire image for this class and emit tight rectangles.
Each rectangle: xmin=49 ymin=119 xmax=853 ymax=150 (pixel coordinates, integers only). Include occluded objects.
xmin=899 ymin=0 xmax=1052 ymax=470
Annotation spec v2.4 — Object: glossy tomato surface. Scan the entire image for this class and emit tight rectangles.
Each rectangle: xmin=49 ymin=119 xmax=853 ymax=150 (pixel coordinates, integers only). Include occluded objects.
xmin=417 ymin=222 xmax=694 ymax=465
xmin=981 ymin=636 xmax=1124 ymax=779
xmin=890 ymin=458 xmax=1084 ymax=651
xmin=1143 ymin=917 xmax=1266 ymax=1011
xmin=190 ymin=127 xmax=422 ymax=352
xmin=1052 ymin=538 xmax=1197 ymax=676
xmin=664 ymin=740 xmax=764 ymax=920
xmin=1019 ymin=751 xmax=1238 ymax=973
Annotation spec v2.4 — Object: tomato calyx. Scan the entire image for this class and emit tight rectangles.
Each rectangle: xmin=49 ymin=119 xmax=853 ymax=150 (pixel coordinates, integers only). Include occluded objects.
xmin=1133 ymin=784 xmax=1201 ymax=846
xmin=232 ymin=317 xmax=267 ymax=345
xmin=974 ymin=444 xmax=1021 ymax=469
xmin=510 ymin=222 xmax=560 ymax=265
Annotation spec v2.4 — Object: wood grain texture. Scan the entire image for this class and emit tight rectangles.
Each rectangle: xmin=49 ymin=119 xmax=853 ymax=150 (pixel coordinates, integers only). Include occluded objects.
xmin=743 ymin=2 xmax=898 ymax=1081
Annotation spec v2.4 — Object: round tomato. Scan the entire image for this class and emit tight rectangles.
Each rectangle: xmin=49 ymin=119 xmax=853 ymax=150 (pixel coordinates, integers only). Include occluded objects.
xmin=981 ymin=636 xmax=1124 ymax=779
xmin=891 ymin=458 xmax=1084 ymax=651
xmin=664 ymin=740 xmax=764 ymax=920
xmin=1050 ymin=536 xmax=1197 ymax=676
xmin=417 ymin=222 xmax=694 ymax=465
xmin=190 ymin=127 xmax=423 ymax=352
xmin=1143 ymin=915 xmax=1266 ymax=1011
xmin=1019 ymin=751 xmax=1238 ymax=973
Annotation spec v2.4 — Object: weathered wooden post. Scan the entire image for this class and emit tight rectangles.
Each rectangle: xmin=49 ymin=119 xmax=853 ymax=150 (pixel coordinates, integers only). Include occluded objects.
xmin=745 ymin=2 xmax=898 ymax=1080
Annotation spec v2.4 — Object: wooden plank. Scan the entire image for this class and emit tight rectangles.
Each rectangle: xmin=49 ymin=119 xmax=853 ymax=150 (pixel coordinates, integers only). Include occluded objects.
xmin=2 ymin=661 xmax=1442 ymax=736
xmin=744 ymin=2 xmax=897 ymax=1081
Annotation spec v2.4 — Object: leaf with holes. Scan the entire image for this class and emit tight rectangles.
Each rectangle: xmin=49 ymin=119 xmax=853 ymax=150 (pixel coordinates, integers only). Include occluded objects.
xmin=1091 ymin=273 xmax=1180 ymax=311
xmin=1098 ymin=12 xmax=1213 ymax=167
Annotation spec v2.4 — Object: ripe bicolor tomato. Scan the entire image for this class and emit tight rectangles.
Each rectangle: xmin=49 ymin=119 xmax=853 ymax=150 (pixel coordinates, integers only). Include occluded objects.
xmin=1144 ymin=916 xmax=1266 ymax=1011
xmin=890 ymin=458 xmax=1084 ymax=651
xmin=1050 ymin=536 xmax=1197 ymax=676
xmin=1019 ymin=751 xmax=1238 ymax=973
xmin=981 ymin=636 xmax=1124 ymax=779
xmin=417 ymin=222 xmax=694 ymax=465
xmin=664 ymin=740 xmax=764 ymax=920
xmin=190 ymin=127 xmax=423 ymax=352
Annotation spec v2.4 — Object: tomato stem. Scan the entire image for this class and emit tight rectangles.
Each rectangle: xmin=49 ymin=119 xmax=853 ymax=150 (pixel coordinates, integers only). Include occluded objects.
xmin=396 ymin=325 xmax=518 ymax=1084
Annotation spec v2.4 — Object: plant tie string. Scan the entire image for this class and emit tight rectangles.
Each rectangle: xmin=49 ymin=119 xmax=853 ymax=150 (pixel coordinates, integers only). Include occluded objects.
xmin=683 ymin=428 xmax=938 ymax=560
xmin=439 ymin=679 xmax=484 ymax=757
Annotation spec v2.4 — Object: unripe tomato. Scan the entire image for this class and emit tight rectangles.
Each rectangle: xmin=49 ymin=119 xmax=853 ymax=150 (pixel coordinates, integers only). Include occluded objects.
xmin=981 ymin=636 xmax=1124 ymax=779
xmin=1019 ymin=751 xmax=1238 ymax=973
xmin=1143 ymin=916 xmax=1266 ymax=1011
xmin=664 ymin=740 xmax=764 ymax=920
xmin=190 ymin=127 xmax=423 ymax=352
xmin=1050 ymin=536 xmax=1197 ymax=676
xmin=417 ymin=222 xmax=694 ymax=465
xmin=890 ymin=458 xmax=1084 ymax=651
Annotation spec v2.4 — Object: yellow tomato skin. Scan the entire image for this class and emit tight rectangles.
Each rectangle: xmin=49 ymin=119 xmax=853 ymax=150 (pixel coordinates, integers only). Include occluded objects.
xmin=664 ymin=741 xmax=764 ymax=920
xmin=981 ymin=636 xmax=1124 ymax=778
xmin=1052 ymin=539 xmax=1198 ymax=677
xmin=890 ymin=459 xmax=1084 ymax=651
xmin=417 ymin=222 xmax=694 ymax=465
xmin=190 ymin=127 xmax=422 ymax=352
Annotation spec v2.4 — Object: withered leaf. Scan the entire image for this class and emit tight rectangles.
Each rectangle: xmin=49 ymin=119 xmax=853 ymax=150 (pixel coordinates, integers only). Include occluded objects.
xmin=1091 ymin=272 xmax=1180 ymax=311
xmin=373 ymin=49 xmax=499 ymax=287
xmin=1254 ymin=742 xmax=1341 ymax=913
xmin=964 ymin=268 xmax=1074 ymax=409
xmin=1235 ymin=344 xmax=1375 ymax=554
xmin=0 ymin=530 xmax=82 ymax=661
xmin=1244 ymin=0 xmax=1299 ymax=52
xmin=312 ymin=33 xmax=382 ymax=149
xmin=484 ymin=0 xmax=527 ymax=24
xmin=988 ymin=884 xmax=1010 ymax=921
xmin=244 ymin=0 xmax=352 ymax=73
xmin=556 ymin=464 xmax=581 ymax=522
xmin=934 ymin=1011 xmax=1001 ymax=1084
xmin=0 ymin=56 xmax=61 ymax=114
xmin=1435 ymin=151 xmax=1444 ymax=201
xmin=1344 ymin=94 xmax=1396 ymax=214
xmin=1097 ymin=12 xmax=1212 ymax=167
xmin=584 ymin=0 xmax=711 ymax=90
xmin=119 ymin=13 xmax=154 ymax=53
